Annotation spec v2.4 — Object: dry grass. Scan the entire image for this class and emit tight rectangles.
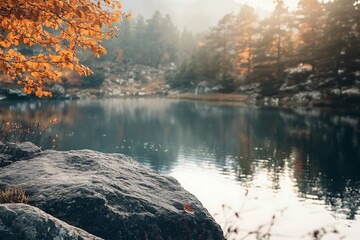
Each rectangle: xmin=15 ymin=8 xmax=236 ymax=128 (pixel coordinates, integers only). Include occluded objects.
xmin=0 ymin=187 xmax=28 ymax=204
xmin=167 ymin=92 xmax=249 ymax=104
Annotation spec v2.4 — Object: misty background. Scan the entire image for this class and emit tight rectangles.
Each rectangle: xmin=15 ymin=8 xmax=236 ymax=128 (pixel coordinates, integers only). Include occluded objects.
xmin=121 ymin=0 xmax=267 ymax=32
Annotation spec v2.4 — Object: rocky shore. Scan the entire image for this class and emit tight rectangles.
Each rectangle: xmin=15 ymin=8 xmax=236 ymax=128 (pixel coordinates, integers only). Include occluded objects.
xmin=0 ymin=62 xmax=359 ymax=108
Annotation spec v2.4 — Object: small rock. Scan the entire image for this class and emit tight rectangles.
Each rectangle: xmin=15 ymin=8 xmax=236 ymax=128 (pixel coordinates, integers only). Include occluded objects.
xmin=0 ymin=153 xmax=13 ymax=167
xmin=0 ymin=204 xmax=102 ymax=240
xmin=0 ymin=142 xmax=41 ymax=160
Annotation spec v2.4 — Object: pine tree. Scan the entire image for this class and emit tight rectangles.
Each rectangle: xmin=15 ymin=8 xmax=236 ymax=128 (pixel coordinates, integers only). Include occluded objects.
xmin=319 ymin=0 xmax=360 ymax=89
xmin=142 ymin=11 xmax=178 ymax=67
xmin=118 ymin=19 xmax=134 ymax=63
xmin=177 ymin=29 xmax=197 ymax=63
xmin=132 ymin=15 xmax=147 ymax=64
xmin=160 ymin=15 xmax=179 ymax=64
xmin=295 ymin=0 xmax=324 ymax=71
xmin=207 ymin=13 xmax=236 ymax=89
xmin=254 ymin=0 xmax=294 ymax=81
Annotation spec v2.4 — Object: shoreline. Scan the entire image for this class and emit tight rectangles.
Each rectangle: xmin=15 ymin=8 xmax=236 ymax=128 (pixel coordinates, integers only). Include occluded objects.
xmin=166 ymin=92 xmax=360 ymax=109
xmin=166 ymin=92 xmax=249 ymax=103
xmin=1 ymin=89 xmax=360 ymax=110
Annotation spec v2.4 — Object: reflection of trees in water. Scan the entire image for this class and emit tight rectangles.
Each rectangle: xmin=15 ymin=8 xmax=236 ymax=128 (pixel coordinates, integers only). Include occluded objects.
xmin=241 ymin=107 xmax=360 ymax=219
xmin=276 ymin=109 xmax=360 ymax=220
xmin=168 ymin=101 xmax=240 ymax=167
xmin=0 ymin=101 xmax=78 ymax=126
xmin=1 ymin=100 xmax=359 ymax=219
xmin=181 ymin=105 xmax=360 ymax=220
xmin=57 ymin=101 xmax=181 ymax=173
xmin=0 ymin=100 xmax=180 ymax=172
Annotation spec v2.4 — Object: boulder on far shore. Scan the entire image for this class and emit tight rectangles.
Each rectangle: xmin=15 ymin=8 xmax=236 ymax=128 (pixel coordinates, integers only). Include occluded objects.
xmin=0 ymin=142 xmax=224 ymax=240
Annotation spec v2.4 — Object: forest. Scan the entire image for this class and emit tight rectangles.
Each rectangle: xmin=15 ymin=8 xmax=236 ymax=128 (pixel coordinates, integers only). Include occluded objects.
xmin=1 ymin=0 xmax=359 ymax=105
xmin=101 ymin=0 xmax=360 ymax=101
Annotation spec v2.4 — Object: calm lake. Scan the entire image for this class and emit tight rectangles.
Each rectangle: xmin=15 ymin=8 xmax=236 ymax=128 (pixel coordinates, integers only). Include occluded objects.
xmin=1 ymin=98 xmax=360 ymax=239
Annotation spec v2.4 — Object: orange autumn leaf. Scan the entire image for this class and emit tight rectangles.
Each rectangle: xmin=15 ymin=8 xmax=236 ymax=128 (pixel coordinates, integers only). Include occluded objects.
xmin=183 ymin=204 xmax=195 ymax=216
xmin=0 ymin=0 xmax=126 ymax=98
xmin=49 ymin=118 xmax=58 ymax=124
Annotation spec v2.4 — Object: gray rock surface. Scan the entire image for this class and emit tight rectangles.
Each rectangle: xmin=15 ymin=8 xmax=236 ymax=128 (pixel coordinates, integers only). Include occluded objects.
xmin=0 ymin=203 xmax=102 ymax=240
xmin=0 ymin=142 xmax=224 ymax=240
xmin=0 ymin=142 xmax=41 ymax=167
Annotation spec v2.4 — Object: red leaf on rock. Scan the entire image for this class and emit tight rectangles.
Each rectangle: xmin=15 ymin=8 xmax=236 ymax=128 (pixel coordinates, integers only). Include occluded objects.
xmin=183 ymin=204 xmax=195 ymax=215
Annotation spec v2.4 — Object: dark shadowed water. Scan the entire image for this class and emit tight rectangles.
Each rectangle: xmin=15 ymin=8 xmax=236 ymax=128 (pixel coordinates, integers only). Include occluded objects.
xmin=1 ymin=98 xmax=359 ymax=239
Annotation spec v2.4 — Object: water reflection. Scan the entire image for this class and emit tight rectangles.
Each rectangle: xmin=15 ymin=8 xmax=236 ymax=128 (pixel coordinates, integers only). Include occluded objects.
xmin=0 ymin=99 xmax=359 ymax=222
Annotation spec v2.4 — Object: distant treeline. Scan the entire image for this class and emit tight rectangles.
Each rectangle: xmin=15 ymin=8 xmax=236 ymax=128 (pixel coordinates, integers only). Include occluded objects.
xmin=95 ymin=0 xmax=360 ymax=94
xmin=102 ymin=11 xmax=198 ymax=67
xmin=168 ymin=0 xmax=360 ymax=93
xmin=102 ymin=0 xmax=359 ymax=94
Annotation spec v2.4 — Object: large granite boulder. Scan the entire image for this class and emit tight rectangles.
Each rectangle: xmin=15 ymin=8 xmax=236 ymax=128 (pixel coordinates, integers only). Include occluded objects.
xmin=0 ymin=203 xmax=102 ymax=240
xmin=0 ymin=142 xmax=224 ymax=240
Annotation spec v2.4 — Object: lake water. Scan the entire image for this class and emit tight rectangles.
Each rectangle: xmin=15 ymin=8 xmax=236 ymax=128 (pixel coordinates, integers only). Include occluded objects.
xmin=1 ymin=98 xmax=360 ymax=239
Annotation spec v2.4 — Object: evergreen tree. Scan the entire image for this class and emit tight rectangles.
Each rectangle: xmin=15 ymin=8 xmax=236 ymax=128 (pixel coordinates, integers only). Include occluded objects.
xmin=207 ymin=13 xmax=236 ymax=90
xmin=295 ymin=0 xmax=324 ymax=71
xmin=143 ymin=11 xmax=178 ymax=67
xmin=255 ymin=0 xmax=294 ymax=81
xmin=132 ymin=15 xmax=147 ymax=64
xmin=118 ymin=19 xmax=134 ymax=63
xmin=177 ymin=29 xmax=198 ymax=63
xmin=143 ymin=11 xmax=165 ymax=66
xmin=319 ymin=0 xmax=360 ymax=89
xmin=165 ymin=45 xmax=219 ymax=89
xmin=193 ymin=46 xmax=220 ymax=84
xmin=161 ymin=14 xmax=179 ymax=64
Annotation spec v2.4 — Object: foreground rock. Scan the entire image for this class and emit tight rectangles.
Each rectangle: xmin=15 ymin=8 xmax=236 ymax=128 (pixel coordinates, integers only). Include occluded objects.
xmin=0 ymin=204 xmax=102 ymax=240
xmin=0 ymin=142 xmax=224 ymax=240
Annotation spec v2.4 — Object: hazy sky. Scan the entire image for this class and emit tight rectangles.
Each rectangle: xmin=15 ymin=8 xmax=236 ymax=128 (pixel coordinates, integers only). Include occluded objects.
xmin=170 ymin=0 xmax=300 ymax=11
xmin=122 ymin=0 xmax=301 ymax=32
xmin=234 ymin=0 xmax=299 ymax=11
